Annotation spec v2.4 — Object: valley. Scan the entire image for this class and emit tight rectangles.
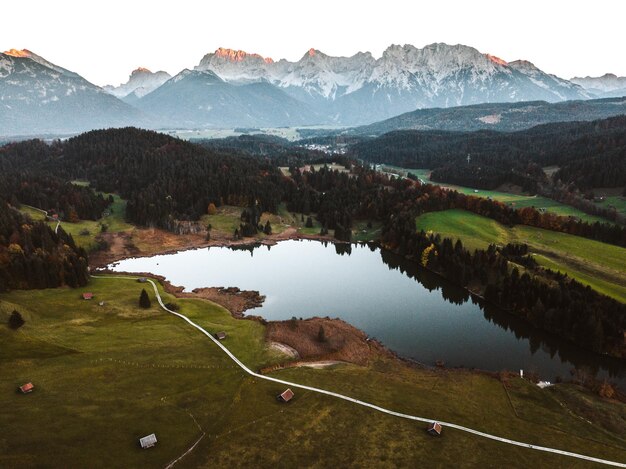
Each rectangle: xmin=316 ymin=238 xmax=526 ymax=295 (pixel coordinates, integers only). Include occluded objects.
xmin=1 ymin=18 xmax=625 ymax=467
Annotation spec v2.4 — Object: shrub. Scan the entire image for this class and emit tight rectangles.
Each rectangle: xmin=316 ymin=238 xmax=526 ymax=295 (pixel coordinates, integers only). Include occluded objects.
xmin=8 ymin=310 xmax=25 ymax=329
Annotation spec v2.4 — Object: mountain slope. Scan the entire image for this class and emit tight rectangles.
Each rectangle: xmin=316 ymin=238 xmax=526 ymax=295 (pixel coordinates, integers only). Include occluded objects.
xmin=571 ymin=74 xmax=626 ymax=98
xmin=104 ymin=67 xmax=172 ymax=103
xmin=136 ymin=69 xmax=323 ymax=128
xmin=192 ymin=43 xmax=592 ymax=125
xmin=0 ymin=50 xmax=147 ymax=136
xmin=350 ymin=97 xmax=626 ymax=135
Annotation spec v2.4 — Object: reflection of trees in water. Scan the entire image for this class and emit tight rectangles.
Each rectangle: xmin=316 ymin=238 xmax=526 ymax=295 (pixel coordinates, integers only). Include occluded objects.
xmin=226 ymin=243 xmax=261 ymax=256
xmin=379 ymin=246 xmax=624 ymax=380
xmin=334 ymin=243 xmax=352 ymax=256
xmin=480 ymin=301 xmax=624 ymax=379
xmin=379 ymin=248 xmax=469 ymax=304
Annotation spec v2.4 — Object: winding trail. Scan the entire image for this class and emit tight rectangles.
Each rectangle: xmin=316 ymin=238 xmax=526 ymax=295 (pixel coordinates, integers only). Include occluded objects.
xmin=22 ymin=204 xmax=61 ymax=233
xmin=94 ymin=275 xmax=626 ymax=467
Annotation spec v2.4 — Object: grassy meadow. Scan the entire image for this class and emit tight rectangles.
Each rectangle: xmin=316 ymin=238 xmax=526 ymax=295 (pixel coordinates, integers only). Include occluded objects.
xmin=1 ymin=276 xmax=625 ymax=467
xmin=20 ymin=192 xmax=133 ymax=251
xmin=392 ymin=167 xmax=612 ymax=224
xmin=416 ymin=209 xmax=626 ymax=303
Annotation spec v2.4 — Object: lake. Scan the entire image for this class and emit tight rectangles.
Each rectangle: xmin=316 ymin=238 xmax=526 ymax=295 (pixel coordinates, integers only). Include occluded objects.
xmin=109 ymin=240 xmax=625 ymax=386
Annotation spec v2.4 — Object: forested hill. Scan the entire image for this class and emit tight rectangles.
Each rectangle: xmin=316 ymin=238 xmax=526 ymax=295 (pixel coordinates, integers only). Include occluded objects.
xmin=0 ymin=202 xmax=89 ymax=291
xmin=352 ymin=97 xmax=626 ymax=136
xmin=350 ymin=116 xmax=626 ymax=191
xmin=1 ymin=128 xmax=286 ymax=230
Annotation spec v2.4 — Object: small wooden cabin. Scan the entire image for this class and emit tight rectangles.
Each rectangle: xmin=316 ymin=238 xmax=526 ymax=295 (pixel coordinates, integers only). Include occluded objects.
xmin=427 ymin=422 xmax=442 ymax=436
xmin=277 ymin=388 xmax=294 ymax=403
xmin=215 ymin=331 xmax=227 ymax=340
xmin=19 ymin=382 xmax=34 ymax=394
xmin=139 ymin=433 xmax=157 ymax=449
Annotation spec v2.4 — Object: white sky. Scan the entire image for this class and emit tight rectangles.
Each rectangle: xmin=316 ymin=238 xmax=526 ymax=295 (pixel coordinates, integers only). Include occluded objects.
xmin=2 ymin=0 xmax=624 ymax=86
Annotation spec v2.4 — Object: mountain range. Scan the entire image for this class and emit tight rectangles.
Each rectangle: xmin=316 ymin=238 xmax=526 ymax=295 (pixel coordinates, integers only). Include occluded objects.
xmin=1 ymin=44 xmax=624 ymax=136
xmin=571 ymin=73 xmax=626 ymax=98
xmin=0 ymin=49 xmax=147 ymax=136
xmin=350 ymin=97 xmax=626 ymax=136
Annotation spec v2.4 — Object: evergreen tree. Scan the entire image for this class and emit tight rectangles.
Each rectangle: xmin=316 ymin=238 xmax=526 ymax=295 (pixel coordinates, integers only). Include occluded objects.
xmin=317 ymin=325 xmax=326 ymax=343
xmin=139 ymin=289 xmax=151 ymax=309
xmin=8 ymin=310 xmax=25 ymax=329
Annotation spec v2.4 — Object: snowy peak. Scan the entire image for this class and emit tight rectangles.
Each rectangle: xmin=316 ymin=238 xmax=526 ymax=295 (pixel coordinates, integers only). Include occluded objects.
xmin=571 ymin=73 xmax=626 ymax=94
xmin=0 ymin=50 xmax=143 ymax=135
xmin=486 ymin=54 xmax=507 ymax=66
xmin=3 ymin=48 xmax=78 ymax=78
xmin=4 ymin=48 xmax=33 ymax=58
xmin=105 ymin=67 xmax=171 ymax=99
xmin=211 ymin=47 xmax=274 ymax=64
xmin=196 ymin=48 xmax=275 ymax=83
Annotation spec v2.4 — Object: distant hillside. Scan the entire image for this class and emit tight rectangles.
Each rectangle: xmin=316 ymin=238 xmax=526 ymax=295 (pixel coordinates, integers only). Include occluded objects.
xmin=352 ymin=97 xmax=626 ymax=136
xmin=350 ymin=115 xmax=626 ymax=191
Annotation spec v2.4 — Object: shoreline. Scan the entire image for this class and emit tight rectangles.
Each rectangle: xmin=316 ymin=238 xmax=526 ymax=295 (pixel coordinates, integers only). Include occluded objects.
xmin=93 ymin=235 xmax=625 ymax=393
xmin=88 ymin=226 xmax=339 ymax=269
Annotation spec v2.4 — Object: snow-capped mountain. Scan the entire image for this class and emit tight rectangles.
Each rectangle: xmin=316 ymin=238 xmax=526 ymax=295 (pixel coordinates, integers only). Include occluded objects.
xmin=0 ymin=43 xmax=606 ymax=134
xmin=104 ymin=67 xmax=171 ymax=103
xmin=0 ymin=49 xmax=147 ymax=136
xmin=195 ymin=48 xmax=276 ymax=83
xmin=135 ymin=68 xmax=321 ymax=128
xmin=190 ymin=43 xmax=592 ymax=125
xmin=571 ymin=74 xmax=626 ymax=98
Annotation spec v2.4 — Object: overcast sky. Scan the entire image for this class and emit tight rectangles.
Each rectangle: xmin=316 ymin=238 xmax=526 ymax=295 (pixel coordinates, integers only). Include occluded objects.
xmin=2 ymin=0 xmax=624 ymax=86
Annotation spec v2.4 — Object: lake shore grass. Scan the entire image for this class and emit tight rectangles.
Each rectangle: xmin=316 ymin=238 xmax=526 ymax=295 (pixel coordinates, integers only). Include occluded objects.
xmin=416 ymin=209 xmax=626 ymax=303
xmin=1 ymin=275 xmax=625 ymax=467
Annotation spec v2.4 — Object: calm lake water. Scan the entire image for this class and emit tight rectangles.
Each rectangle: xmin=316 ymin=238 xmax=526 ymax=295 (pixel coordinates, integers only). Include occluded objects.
xmin=109 ymin=240 xmax=625 ymax=386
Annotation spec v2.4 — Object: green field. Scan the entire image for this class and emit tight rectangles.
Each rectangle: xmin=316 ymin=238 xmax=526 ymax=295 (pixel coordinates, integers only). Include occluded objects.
xmin=1 ymin=276 xmax=625 ymax=467
xmin=201 ymin=204 xmax=326 ymax=238
xmin=19 ymin=193 xmax=133 ymax=251
xmin=391 ymin=167 xmax=612 ymax=224
xmin=416 ymin=209 xmax=626 ymax=303
xmin=201 ymin=203 xmax=373 ymax=240
xmin=594 ymin=195 xmax=626 ymax=217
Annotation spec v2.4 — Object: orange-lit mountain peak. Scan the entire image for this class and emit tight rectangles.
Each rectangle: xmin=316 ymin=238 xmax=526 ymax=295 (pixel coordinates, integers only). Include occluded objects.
xmin=214 ymin=47 xmax=273 ymax=63
xmin=486 ymin=54 xmax=507 ymax=66
xmin=134 ymin=67 xmax=152 ymax=73
xmin=4 ymin=48 xmax=33 ymax=58
xmin=308 ymin=48 xmax=317 ymax=57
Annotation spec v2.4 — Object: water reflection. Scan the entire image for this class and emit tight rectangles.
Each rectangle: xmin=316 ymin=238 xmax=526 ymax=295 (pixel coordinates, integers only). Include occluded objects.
xmin=110 ymin=240 xmax=624 ymax=387
xmin=380 ymin=248 xmax=625 ymax=380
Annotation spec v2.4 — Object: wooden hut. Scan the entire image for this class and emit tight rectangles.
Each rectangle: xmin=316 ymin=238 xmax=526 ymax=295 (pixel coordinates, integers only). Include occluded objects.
xmin=19 ymin=382 xmax=34 ymax=394
xmin=215 ymin=331 xmax=227 ymax=340
xmin=277 ymin=388 xmax=294 ymax=403
xmin=427 ymin=422 xmax=442 ymax=436
xmin=139 ymin=433 xmax=157 ymax=449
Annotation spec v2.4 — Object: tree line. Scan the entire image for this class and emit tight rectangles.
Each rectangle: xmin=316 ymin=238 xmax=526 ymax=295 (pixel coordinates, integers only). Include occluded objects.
xmin=0 ymin=200 xmax=89 ymax=292
xmin=381 ymin=211 xmax=626 ymax=357
xmin=349 ymin=115 xmax=626 ymax=191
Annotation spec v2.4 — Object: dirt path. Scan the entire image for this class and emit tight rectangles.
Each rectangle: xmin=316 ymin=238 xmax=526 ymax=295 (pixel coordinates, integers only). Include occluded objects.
xmin=93 ymin=275 xmax=626 ymax=468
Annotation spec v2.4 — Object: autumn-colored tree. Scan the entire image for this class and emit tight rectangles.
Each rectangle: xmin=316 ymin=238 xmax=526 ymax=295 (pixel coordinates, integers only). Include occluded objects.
xmin=207 ymin=203 xmax=217 ymax=215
